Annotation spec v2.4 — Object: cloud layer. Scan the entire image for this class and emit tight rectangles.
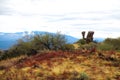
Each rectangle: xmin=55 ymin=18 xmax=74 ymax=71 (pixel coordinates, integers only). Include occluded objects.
xmin=0 ymin=0 xmax=120 ymax=38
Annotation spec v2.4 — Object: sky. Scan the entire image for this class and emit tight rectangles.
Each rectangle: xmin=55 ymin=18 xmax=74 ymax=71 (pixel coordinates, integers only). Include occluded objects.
xmin=0 ymin=0 xmax=120 ymax=38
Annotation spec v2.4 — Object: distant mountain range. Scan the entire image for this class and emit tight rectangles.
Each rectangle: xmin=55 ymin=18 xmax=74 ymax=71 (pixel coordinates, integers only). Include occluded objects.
xmin=0 ymin=31 xmax=105 ymax=50
xmin=94 ymin=38 xmax=105 ymax=42
xmin=0 ymin=31 xmax=79 ymax=50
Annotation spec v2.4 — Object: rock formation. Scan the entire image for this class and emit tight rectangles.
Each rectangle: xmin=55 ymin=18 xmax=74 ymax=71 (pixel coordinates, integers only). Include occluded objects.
xmin=81 ymin=31 xmax=94 ymax=43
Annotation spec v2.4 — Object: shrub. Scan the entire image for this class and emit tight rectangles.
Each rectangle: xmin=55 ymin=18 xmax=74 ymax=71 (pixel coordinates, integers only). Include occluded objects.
xmin=79 ymin=72 xmax=90 ymax=80
xmin=96 ymin=37 xmax=120 ymax=51
xmin=97 ymin=43 xmax=114 ymax=51
xmin=0 ymin=50 xmax=3 ymax=57
xmin=62 ymin=44 xmax=75 ymax=51
xmin=0 ymin=50 xmax=9 ymax=60
xmin=31 ymin=32 xmax=67 ymax=50
xmin=0 ymin=32 xmax=68 ymax=60
xmin=79 ymin=42 xmax=97 ymax=50
xmin=71 ymin=72 xmax=90 ymax=80
xmin=76 ymin=39 xmax=86 ymax=45
xmin=103 ymin=38 xmax=120 ymax=50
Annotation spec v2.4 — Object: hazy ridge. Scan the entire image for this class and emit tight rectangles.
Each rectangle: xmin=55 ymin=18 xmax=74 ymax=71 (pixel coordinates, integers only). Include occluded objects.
xmin=0 ymin=31 xmax=79 ymax=50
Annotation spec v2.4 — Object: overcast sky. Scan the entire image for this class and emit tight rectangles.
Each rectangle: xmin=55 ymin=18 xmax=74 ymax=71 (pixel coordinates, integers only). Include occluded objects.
xmin=0 ymin=0 xmax=120 ymax=38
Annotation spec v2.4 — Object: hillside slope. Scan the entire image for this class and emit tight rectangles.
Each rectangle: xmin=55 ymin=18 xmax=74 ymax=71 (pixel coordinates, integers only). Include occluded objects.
xmin=0 ymin=50 xmax=120 ymax=80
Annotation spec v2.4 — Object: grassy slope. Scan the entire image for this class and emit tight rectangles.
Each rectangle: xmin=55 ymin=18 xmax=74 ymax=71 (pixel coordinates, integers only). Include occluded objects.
xmin=0 ymin=50 xmax=120 ymax=80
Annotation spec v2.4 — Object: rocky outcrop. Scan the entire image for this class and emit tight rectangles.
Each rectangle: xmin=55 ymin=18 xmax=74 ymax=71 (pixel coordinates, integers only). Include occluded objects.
xmin=81 ymin=31 xmax=94 ymax=43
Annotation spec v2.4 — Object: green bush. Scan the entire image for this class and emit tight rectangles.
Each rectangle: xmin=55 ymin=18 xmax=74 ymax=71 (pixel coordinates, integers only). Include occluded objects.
xmin=0 ymin=50 xmax=9 ymax=60
xmin=0 ymin=32 xmax=68 ymax=60
xmin=71 ymin=72 xmax=90 ymax=80
xmin=76 ymin=39 xmax=86 ymax=45
xmin=79 ymin=42 xmax=97 ymax=50
xmin=97 ymin=37 xmax=120 ymax=51
xmin=0 ymin=50 xmax=3 ymax=56
xmin=104 ymin=38 xmax=120 ymax=50
xmin=31 ymin=32 xmax=67 ymax=50
xmin=62 ymin=44 xmax=75 ymax=51
xmin=79 ymin=72 xmax=90 ymax=80
xmin=97 ymin=43 xmax=114 ymax=51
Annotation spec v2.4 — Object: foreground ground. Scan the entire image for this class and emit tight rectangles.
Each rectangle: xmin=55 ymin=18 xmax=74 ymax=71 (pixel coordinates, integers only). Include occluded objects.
xmin=0 ymin=50 xmax=120 ymax=80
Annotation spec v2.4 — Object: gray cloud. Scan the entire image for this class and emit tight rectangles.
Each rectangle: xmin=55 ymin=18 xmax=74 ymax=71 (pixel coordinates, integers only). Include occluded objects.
xmin=44 ymin=11 xmax=110 ymax=22
xmin=0 ymin=0 xmax=14 ymax=15
xmin=109 ymin=10 xmax=120 ymax=20
xmin=103 ymin=27 xmax=120 ymax=32
xmin=0 ymin=7 xmax=13 ymax=15
xmin=71 ymin=23 xmax=102 ymax=26
xmin=0 ymin=0 xmax=120 ymax=38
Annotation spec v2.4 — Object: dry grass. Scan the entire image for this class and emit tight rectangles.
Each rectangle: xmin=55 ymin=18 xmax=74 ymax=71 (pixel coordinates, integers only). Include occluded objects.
xmin=0 ymin=50 xmax=120 ymax=80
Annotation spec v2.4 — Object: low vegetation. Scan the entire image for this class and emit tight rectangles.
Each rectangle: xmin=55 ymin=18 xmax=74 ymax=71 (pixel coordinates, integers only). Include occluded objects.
xmin=98 ymin=37 xmax=120 ymax=51
xmin=0 ymin=50 xmax=120 ymax=80
xmin=0 ymin=32 xmax=74 ymax=60
xmin=0 ymin=32 xmax=120 ymax=80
